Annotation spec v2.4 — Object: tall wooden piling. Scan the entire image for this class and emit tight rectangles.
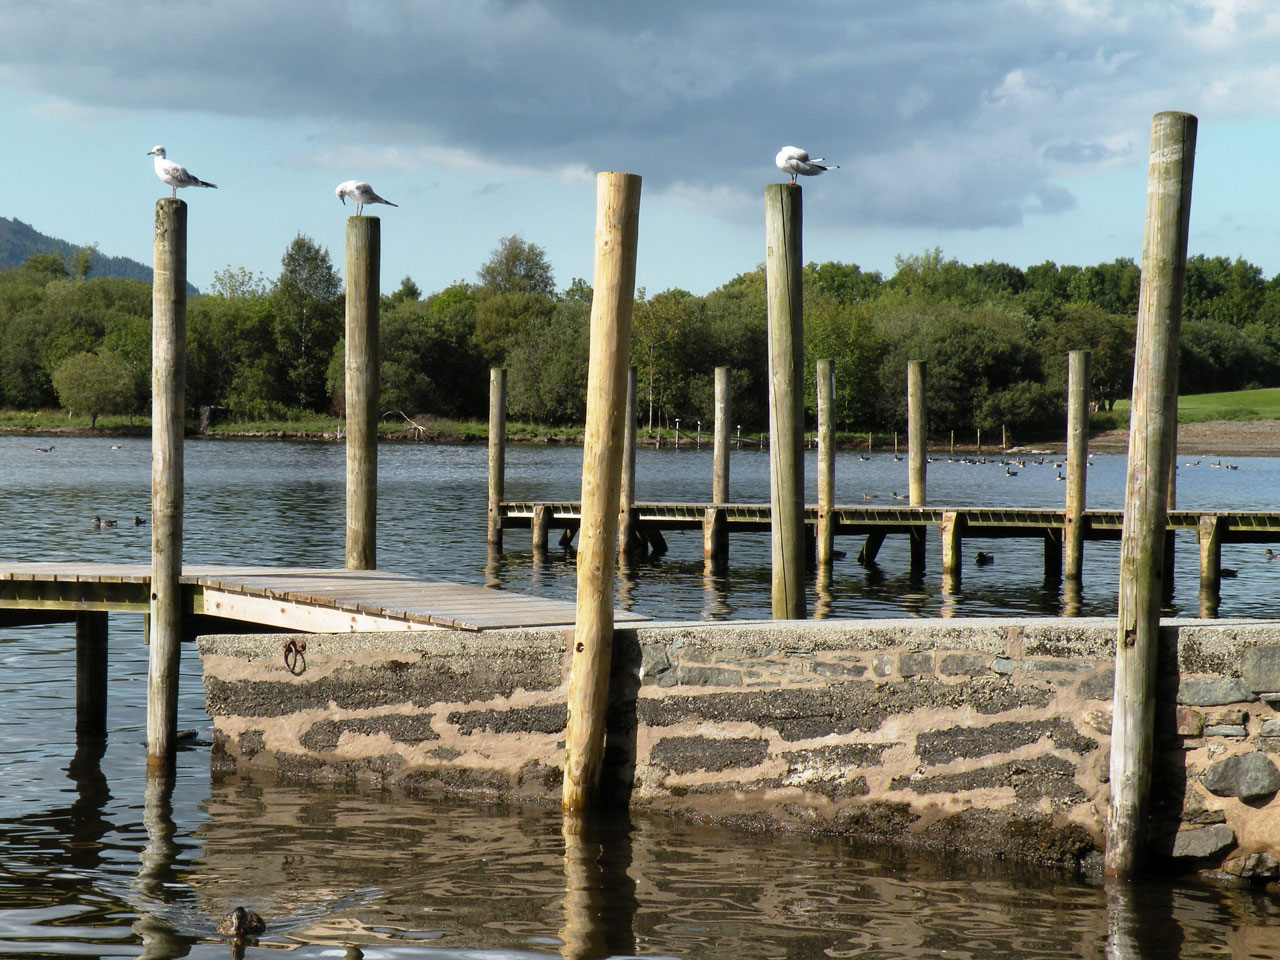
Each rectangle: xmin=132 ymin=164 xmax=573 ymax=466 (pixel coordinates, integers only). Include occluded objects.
xmin=75 ymin=612 xmax=107 ymax=737
xmin=704 ymin=366 xmax=731 ymax=571
xmin=1064 ymin=350 xmax=1091 ymax=585
xmin=764 ymin=183 xmax=806 ymax=620
xmin=1107 ymin=111 xmax=1197 ymax=879
xmin=816 ymin=359 xmax=836 ymax=570
xmin=147 ymin=198 xmax=186 ymax=768
xmin=907 ymin=361 xmax=927 ymax=505
xmin=1198 ymin=514 xmax=1223 ymax=618
xmin=618 ymin=366 xmax=638 ymax=562
xmin=563 ymin=172 xmax=642 ymax=812
xmin=345 ymin=216 xmax=380 ymax=569
xmin=907 ymin=360 xmax=928 ymax=574
xmin=487 ymin=368 xmax=507 ymax=548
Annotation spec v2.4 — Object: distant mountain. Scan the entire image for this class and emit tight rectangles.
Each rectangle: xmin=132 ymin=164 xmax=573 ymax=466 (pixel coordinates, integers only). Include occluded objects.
xmin=0 ymin=216 xmax=199 ymax=294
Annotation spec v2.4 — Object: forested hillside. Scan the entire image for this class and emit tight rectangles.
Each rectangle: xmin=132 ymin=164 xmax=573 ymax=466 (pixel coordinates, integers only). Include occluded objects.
xmin=0 ymin=217 xmax=154 ymax=283
xmin=3 ymin=233 xmax=1278 ymax=438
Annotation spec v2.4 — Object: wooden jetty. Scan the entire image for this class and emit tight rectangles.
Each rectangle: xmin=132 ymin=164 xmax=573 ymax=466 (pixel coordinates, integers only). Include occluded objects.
xmin=497 ymin=500 xmax=1280 ymax=603
xmin=0 ymin=564 xmax=646 ymax=633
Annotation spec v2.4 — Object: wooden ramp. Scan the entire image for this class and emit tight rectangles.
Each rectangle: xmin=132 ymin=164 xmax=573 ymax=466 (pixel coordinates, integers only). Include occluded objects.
xmin=0 ymin=564 xmax=646 ymax=632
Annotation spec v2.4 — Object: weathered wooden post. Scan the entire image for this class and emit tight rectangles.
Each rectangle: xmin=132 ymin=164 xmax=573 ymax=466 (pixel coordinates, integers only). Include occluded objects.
xmin=765 ymin=183 xmax=806 ymax=620
xmin=563 ymin=172 xmax=642 ymax=812
xmin=487 ymin=368 xmax=507 ymax=548
xmin=1198 ymin=514 xmax=1223 ymax=617
xmin=907 ymin=360 xmax=927 ymax=575
xmin=1107 ymin=111 xmax=1196 ymax=879
xmin=816 ymin=359 xmax=836 ymax=570
xmin=345 ymin=215 xmax=379 ymax=569
xmin=75 ymin=612 xmax=107 ymax=737
xmin=1064 ymin=350 xmax=1091 ymax=588
xmin=532 ymin=504 xmax=552 ymax=560
xmin=703 ymin=366 xmax=731 ymax=572
xmin=618 ymin=366 xmax=638 ymax=562
xmin=147 ymin=198 xmax=185 ymax=768
xmin=940 ymin=510 xmax=963 ymax=592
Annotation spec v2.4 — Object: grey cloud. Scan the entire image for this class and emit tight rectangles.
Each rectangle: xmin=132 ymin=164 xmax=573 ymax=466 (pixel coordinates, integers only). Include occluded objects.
xmin=0 ymin=0 xmax=1242 ymax=231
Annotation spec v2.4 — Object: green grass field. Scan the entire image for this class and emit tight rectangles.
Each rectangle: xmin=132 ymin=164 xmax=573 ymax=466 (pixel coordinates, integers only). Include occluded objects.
xmin=1113 ymin=387 xmax=1280 ymax=424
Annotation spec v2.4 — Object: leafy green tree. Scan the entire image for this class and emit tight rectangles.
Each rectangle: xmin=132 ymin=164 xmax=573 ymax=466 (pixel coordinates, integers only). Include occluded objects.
xmin=378 ymin=283 xmax=486 ymax=417
xmin=809 ymin=261 xmax=884 ymax=304
xmin=272 ymin=235 xmax=343 ymax=411
xmin=386 ymin=275 xmax=422 ymax=307
xmin=507 ymin=299 xmax=591 ymax=423
xmin=51 ymin=350 xmax=135 ymax=427
xmin=477 ymin=235 xmax=555 ymax=296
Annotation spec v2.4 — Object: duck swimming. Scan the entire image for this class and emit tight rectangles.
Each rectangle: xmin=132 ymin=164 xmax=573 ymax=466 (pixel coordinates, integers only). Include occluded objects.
xmin=975 ymin=551 xmax=995 ymax=566
xmin=218 ymin=907 xmax=266 ymax=938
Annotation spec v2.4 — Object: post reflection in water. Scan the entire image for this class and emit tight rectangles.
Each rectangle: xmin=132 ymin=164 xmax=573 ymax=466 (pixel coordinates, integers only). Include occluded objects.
xmin=559 ymin=812 xmax=637 ymax=960
xmin=702 ymin=568 xmax=732 ymax=620
xmin=134 ymin=773 xmax=186 ymax=959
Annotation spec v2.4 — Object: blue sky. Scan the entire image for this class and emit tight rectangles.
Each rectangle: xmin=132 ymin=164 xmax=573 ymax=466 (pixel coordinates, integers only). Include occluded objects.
xmin=3 ymin=0 xmax=1280 ymax=296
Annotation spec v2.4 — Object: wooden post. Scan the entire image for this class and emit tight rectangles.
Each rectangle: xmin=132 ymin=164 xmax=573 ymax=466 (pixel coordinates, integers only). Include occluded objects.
xmin=147 ymin=198 xmax=185 ymax=769
xmin=345 ymin=216 xmax=379 ymax=570
xmin=75 ymin=612 xmax=108 ymax=737
xmin=1044 ymin=529 xmax=1063 ymax=582
xmin=705 ymin=366 xmax=731 ymax=570
xmin=765 ymin=183 xmax=806 ymax=620
xmin=907 ymin=360 xmax=927 ymax=575
xmin=618 ymin=366 xmax=638 ymax=562
xmin=563 ymin=172 xmax=641 ymax=812
xmin=1064 ymin=350 xmax=1091 ymax=585
xmin=487 ymin=368 xmax=507 ymax=548
xmin=1198 ymin=514 xmax=1223 ymax=618
xmin=940 ymin=511 xmax=962 ymax=593
xmin=1107 ymin=111 xmax=1196 ymax=880
xmin=533 ymin=504 xmax=552 ymax=560
xmin=816 ymin=359 xmax=836 ymax=571
xmin=907 ymin=361 xmax=927 ymax=506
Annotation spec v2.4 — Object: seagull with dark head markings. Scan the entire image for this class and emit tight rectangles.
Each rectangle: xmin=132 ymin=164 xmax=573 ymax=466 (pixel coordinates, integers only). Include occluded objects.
xmin=147 ymin=146 xmax=217 ymax=199
xmin=775 ymin=146 xmax=838 ymax=184
xmin=336 ymin=180 xmax=398 ymax=215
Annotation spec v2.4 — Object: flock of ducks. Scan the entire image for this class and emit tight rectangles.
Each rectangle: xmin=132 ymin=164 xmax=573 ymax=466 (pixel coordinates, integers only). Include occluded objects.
xmin=92 ymin=515 xmax=146 ymax=529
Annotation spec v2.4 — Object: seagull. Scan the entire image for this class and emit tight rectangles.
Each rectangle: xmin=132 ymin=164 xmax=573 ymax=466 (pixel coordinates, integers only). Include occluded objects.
xmin=335 ymin=180 xmax=398 ymax=215
xmin=147 ymin=146 xmax=217 ymax=199
xmin=775 ymin=146 xmax=838 ymax=184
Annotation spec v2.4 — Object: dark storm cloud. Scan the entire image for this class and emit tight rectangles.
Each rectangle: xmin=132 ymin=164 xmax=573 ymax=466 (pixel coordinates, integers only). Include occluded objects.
xmin=0 ymin=0 xmax=1257 ymax=229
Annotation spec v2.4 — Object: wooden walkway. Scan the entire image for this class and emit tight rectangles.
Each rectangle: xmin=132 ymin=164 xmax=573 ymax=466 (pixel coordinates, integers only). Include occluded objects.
xmin=500 ymin=501 xmax=1280 ymax=543
xmin=0 ymin=564 xmax=647 ymax=633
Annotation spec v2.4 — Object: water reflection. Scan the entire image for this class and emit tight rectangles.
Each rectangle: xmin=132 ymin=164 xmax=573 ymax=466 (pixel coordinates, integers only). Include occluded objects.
xmin=559 ymin=812 xmax=637 ymax=960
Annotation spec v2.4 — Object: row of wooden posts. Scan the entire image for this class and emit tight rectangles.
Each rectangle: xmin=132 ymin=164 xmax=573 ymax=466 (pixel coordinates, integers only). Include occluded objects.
xmin=487 ymin=347 xmax=1096 ymax=584
xmin=139 ymin=110 xmax=1190 ymax=877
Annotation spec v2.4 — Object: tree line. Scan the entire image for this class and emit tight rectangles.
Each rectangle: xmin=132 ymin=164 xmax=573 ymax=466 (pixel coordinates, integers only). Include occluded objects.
xmin=3 ymin=235 xmax=1280 ymax=437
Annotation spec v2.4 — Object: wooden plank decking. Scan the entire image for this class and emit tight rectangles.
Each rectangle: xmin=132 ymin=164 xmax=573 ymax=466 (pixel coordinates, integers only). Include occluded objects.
xmin=0 ymin=564 xmax=646 ymax=632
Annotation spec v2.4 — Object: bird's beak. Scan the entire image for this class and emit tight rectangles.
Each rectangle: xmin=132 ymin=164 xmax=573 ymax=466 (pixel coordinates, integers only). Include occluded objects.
xmin=340 ymin=195 xmax=347 ymax=205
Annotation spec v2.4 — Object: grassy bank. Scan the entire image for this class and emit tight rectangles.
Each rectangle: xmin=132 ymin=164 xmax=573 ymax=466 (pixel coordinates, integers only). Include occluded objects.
xmin=8 ymin=386 xmax=1280 ymax=445
xmin=1111 ymin=386 xmax=1280 ymax=425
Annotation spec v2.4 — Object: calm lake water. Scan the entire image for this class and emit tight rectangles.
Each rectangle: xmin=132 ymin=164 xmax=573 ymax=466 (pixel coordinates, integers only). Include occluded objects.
xmin=5 ymin=434 xmax=1280 ymax=958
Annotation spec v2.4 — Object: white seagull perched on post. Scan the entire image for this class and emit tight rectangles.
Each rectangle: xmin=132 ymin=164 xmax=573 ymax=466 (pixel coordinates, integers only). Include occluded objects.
xmin=335 ymin=180 xmax=398 ymax=215
xmin=147 ymin=146 xmax=217 ymax=198
xmin=775 ymin=146 xmax=838 ymax=184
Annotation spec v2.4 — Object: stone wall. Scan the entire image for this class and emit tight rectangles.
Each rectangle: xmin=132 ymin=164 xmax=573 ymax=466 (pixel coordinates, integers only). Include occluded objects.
xmin=198 ymin=617 xmax=1280 ymax=876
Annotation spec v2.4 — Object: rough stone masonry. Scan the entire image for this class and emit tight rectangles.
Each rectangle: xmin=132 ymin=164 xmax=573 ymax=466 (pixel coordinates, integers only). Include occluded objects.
xmin=198 ymin=616 xmax=1280 ymax=877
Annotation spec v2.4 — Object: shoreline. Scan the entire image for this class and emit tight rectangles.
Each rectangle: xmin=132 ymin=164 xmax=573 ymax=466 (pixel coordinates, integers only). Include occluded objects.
xmin=6 ymin=419 xmax=1280 ymax=457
